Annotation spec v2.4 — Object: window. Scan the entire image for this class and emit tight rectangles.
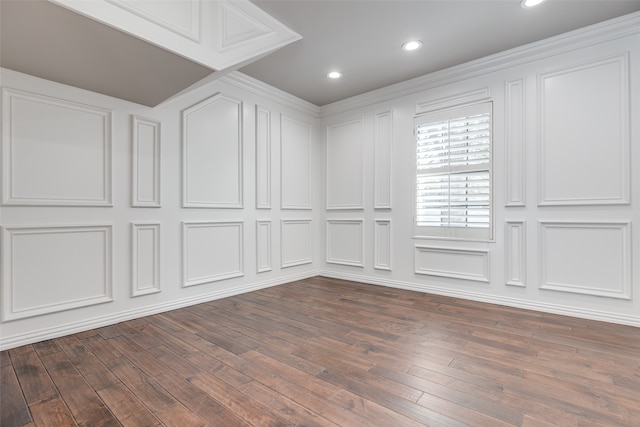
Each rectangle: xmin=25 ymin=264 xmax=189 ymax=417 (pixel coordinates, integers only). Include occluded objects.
xmin=414 ymin=102 xmax=492 ymax=240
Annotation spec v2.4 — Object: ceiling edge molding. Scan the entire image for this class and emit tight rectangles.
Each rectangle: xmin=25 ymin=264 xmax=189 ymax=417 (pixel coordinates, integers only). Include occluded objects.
xmin=320 ymin=10 xmax=640 ymax=118
xmin=221 ymin=72 xmax=321 ymax=118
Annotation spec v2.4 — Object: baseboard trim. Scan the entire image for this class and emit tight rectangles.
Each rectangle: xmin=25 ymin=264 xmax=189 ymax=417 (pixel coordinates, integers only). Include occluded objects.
xmin=0 ymin=270 xmax=319 ymax=351
xmin=319 ymin=271 xmax=640 ymax=328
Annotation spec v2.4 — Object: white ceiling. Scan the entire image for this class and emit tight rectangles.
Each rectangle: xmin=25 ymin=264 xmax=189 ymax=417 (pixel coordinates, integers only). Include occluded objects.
xmin=242 ymin=0 xmax=640 ymax=106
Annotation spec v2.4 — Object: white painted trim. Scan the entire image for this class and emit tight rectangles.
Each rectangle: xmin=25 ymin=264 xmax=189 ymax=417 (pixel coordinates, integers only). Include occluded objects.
xmin=255 ymin=105 xmax=272 ymax=209
xmin=326 ymin=117 xmax=365 ymax=210
xmin=319 ymin=271 xmax=640 ymax=329
xmin=326 ymin=219 xmax=364 ymax=267
xmin=0 ymin=271 xmax=320 ymax=351
xmin=504 ymin=78 xmax=526 ymax=207
xmin=374 ymin=111 xmax=393 ymax=210
xmin=280 ymin=219 xmax=313 ymax=268
xmin=280 ymin=115 xmax=313 ymax=210
xmin=256 ymin=220 xmax=272 ymax=273
xmin=414 ymin=245 xmax=490 ymax=283
xmin=131 ymin=115 xmax=161 ymax=207
xmin=2 ymin=88 xmax=113 ymax=206
xmin=182 ymin=221 xmax=244 ymax=287
xmin=131 ymin=222 xmax=161 ymax=297
xmin=416 ymin=87 xmax=490 ymax=114
xmin=373 ymin=219 xmax=392 ymax=271
xmin=1 ymin=224 xmax=113 ymax=321
xmin=505 ymin=221 xmax=526 ymax=287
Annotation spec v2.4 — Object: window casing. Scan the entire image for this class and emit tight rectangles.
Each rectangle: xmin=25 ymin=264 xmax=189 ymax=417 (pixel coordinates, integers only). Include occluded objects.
xmin=414 ymin=102 xmax=493 ymax=241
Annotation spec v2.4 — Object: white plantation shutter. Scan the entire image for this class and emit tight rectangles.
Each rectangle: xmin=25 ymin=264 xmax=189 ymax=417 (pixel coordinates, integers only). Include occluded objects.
xmin=414 ymin=102 xmax=492 ymax=240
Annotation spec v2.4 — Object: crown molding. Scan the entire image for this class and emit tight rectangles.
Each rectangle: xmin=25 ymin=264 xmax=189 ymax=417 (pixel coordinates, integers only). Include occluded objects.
xmin=320 ymin=11 xmax=640 ymax=118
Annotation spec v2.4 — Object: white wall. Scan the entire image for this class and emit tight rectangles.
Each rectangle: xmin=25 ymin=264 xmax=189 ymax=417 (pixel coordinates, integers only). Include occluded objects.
xmin=320 ymin=14 xmax=640 ymax=327
xmin=0 ymin=69 xmax=322 ymax=350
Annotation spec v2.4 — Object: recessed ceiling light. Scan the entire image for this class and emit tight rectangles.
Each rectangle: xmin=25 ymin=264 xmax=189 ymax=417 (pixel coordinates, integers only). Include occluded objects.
xmin=327 ymin=71 xmax=342 ymax=79
xmin=521 ymin=0 xmax=546 ymax=8
xmin=402 ymin=40 xmax=422 ymax=51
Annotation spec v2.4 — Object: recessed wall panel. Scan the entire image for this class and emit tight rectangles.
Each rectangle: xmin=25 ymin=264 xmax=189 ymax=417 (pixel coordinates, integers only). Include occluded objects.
xmin=505 ymin=79 xmax=526 ymax=207
xmin=374 ymin=220 xmax=392 ymax=271
xmin=2 ymin=225 xmax=113 ymax=321
xmin=131 ymin=223 xmax=161 ymax=297
xmin=132 ymin=115 xmax=161 ymax=207
xmin=374 ymin=111 xmax=392 ymax=209
xmin=280 ymin=115 xmax=312 ymax=209
xmin=326 ymin=219 xmax=364 ymax=267
xmin=255 ymin=106 xmax=271 ymax=209
xmin=256 ymin=220 xmax=272 ymax=273
xmin=326 ymin=118 xmax=364 ymax=209
xmin=538 ymin=54 xmax=629 ymax=205
xmin=505 ymin=221 xmax=526 ymax=287
xmin=415 ymin=246 xmax=490 ymax=283
xmin=539 ymin=222 xmax=630 ymax=299
xmin=2 ymin=89 xmax=112 ymax=206
xmin=182 ymin=94 xmax=243 ymax=208
xmin=182 ymin=221 xmax=244 ymax=287
xmin=281 ymin=219 xmax=312 ymax=268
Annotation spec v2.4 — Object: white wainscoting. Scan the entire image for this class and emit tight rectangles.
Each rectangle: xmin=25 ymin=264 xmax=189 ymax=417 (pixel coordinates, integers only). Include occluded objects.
xmin=182 ymin=221 xmax=244 ymax=287
xmin=326 ymin=219 xmax=364 ymax=267
xmin=255 ymin=105 xmax=272 ymax=209
xmin=326 ymin=118 xmax=364 ymax=210
xmin=374 ymin=220 xmax=392 ymax=271
xmin=2 ymin=88 xmax=112 ymax=206
xmin=415 ymin=246 xmax=490 ymax=283
xmin=538 ymin=54 xmax=630 ymax=206
xmin=505 ymin=221 xmax=526 ymax=287
xmin=280 ymin=115 xmax=312 ymax=209
xmin=131 ymin=223 xmax=161 ymax=297
xmin=1 ymin=225 xmax=113 ymax=321
xmin=256 ymin=220 xmax=272 ymax=273
xmin=539 ymin=222 xmax=631 ymax=299
xmin=505 ymin=78 xmax=526 ymax=207
xmin=374 ymin=111 xmax=393 ymax=210
xmin=131 ymin=115 xmax=161 ymax=207
xmin=281 ymin=219 xmax=312 ymax=267
xmin=182 ymin=93 xmax=243 ymax=208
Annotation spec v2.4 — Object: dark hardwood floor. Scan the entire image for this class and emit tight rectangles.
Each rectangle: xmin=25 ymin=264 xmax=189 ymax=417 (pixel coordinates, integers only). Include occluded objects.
xmin=2 ymin=276 xmax=640 ymax=426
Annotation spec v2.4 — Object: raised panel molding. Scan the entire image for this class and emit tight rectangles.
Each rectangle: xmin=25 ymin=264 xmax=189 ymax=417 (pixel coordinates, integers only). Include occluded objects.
xmin=220 ymin=1 xmax=272 ymax=49
xmin=132 ymin=115 xmax=161 ymax=207
xmin=280 ymin=115 xmax=312 ymax=209
xmin=256 ymin=220 xmax=272 ymax=273
xmin=131 ymin=223 xmax=161 ymax=297
xmin=2 ymin=88 xmax=112 ymax=206
xmin=326 ymin=219 xmax=364 ymax=267
xmin=182 ymin=221 xmax=244 ymax=287
xmin=374 ymin=220 xmax=392 ymax=271
xmin=326 ymin=118 xmax=364 ymax=210
xmin=374 ymin=111 xmax=393 ymax=209
xmin=1 ymin=225 xmax=113 ymax=321
xmin=505 ymin=78 xmax=526 ymax=207
xmin=281 ymin=219 xmax=312 ymax=268
xmin=539 ymin=222 xmax=631 ymax=299
xmin=505 ymin=221 xmax=526 ymax=287
xmin=106 ymin=0 xmax=201 ymax=42
xmin=182 ymin=93 xmax=243 ymax=208
xmin=416 ymin=87 xmax=491 ymax=114
xmin=255 ymin=106 xmax=271 ymax=209
xmin=538 ymin=54 xmax=630 ymax=206
xmin=415 ymin=246 xmax=490 ymax=283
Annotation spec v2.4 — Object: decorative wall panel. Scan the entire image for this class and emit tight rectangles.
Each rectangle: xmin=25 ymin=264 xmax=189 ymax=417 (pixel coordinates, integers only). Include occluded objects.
xmin=132 ymin=115 xmax=161 ymax=207
xmin=281 ymin=219 xmax=312 ymax=268
xmin=280 ymin=115 xmax=311 ymax=209
xmin=2 ymin=89 xmax=112 ymax=206
xmin=374 ymin=220 xmax=392 ymax=271
xmin=255 ymin=106 xmax=271 ymax=209
xmin=326 ymin=219 xmax=364 ymax=267
xmin=505 ymin=78 xmax=526 ymax=207
xmin=131 ymin=223 xmax=161 ymax=297
xmin=2 ymin=225 xmax=113 ymax=321
xmin=182 ymin=221 xmax=244 ymax=287
xmin=256 ymin=220 xmax=272 ymax=273
xmin=326 ymin=118 xmax=364 ymax=209
xmin=538 ymin=54 xmax=629 ymax=205
xmin=505 ymin=221 xmax=526 ymax=287
xmin=416 ymin=87 xmax=490 ymax=114
xmin=415 ymin=246 xmax=490 ymax=283
xmin=539 ymin=222 xmax=630 ymax=299
xmin=374 ymin=111 xmax=392 ymax=209
xmin=182 ymin=94 xmax=243 ymax=208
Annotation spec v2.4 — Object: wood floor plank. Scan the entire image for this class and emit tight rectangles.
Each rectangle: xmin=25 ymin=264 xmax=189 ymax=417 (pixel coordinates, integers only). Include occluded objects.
xmin=2 ymin=276 xmax=639 ymax=426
